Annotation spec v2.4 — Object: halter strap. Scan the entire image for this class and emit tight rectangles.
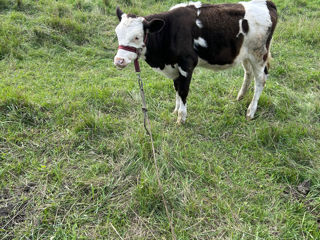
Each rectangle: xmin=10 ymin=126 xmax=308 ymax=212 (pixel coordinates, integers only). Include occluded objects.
xmin=118 ymin=45 xmax=139 ymax=54
xmin=117 ymin=32 xmax=149 ymax=73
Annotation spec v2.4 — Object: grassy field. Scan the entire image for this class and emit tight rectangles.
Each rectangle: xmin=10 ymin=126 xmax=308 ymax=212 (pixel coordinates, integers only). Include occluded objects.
xmin=0 ymin=0 xmax=319 ymax=239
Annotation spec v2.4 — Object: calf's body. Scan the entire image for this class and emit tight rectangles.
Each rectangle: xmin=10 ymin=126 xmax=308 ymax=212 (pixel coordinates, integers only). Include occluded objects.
xmin=114 ymin=0 xmax=278 ymax=124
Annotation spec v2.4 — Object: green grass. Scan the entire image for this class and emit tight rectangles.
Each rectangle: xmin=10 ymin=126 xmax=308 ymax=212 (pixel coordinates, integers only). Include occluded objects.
xmin=0 ymin=0 xmax=319 ymax=239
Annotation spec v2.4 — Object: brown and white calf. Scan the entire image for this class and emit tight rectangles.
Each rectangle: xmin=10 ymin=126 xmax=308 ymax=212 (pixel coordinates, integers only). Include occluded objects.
xmin=114 ymin=0 xmax=277 ymax=124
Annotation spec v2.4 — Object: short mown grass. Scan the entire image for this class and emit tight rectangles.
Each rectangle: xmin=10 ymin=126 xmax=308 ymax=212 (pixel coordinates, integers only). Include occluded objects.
xmin=0 ymin=0 xmax=319 ymax=239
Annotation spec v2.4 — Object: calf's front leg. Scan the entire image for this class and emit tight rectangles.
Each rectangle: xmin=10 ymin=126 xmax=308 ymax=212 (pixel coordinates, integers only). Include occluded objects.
xmin=173 ymin=92 xmax=180 ymax=114
xmin=173 ymin=64 xmax=194 ymax=124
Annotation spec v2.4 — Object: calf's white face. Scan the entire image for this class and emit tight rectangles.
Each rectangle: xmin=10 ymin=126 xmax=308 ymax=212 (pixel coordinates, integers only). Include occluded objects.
xmin=114 ymin=14 xmax=145 ymax=69
xmin=114 ymin=7 xmax=165 ymax=69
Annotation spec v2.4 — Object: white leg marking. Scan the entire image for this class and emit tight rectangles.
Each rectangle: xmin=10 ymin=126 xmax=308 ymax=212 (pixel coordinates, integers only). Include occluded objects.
xmin=178 ymin=66 xmax=188 ymax=77
xmin=194 ymin=37 xmax=208 ymax=48
xmin=237 ymin=59 xmax=253 ymax=101
xmin=173 ymin=92 xmax=180 ymax=114
xmin=197 ymin=9 xmax=201 ymax=16
xmin=246 ymin=68 xmax=266 ymax=120
xmin=177 ymin=98 xmax=187 ymax=124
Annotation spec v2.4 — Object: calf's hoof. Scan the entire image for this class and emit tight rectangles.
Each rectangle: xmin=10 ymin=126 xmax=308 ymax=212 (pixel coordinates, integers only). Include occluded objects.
xmin=177 ymin=111 xmax=186 ymax=125
xmin=176 ymin=118 xmax=185 ymax=125
xmin=246 ymin=114 xmax=254 ymax=121
xmin=237 ymin=95 xmax=244 ymax=101
xmin=246 ymin=109 xmax=255 ymax=120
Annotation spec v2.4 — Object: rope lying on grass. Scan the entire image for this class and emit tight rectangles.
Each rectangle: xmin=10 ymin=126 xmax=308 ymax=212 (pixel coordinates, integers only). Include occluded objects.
xmin=136 ymin=71 xmax=176 ymax=240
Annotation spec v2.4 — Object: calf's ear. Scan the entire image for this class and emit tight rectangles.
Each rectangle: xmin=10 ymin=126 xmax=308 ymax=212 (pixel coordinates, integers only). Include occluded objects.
xmin=144 ymin=19 xmax=165 ymax=33
xmin=116 ymin=7 xmax=124 ymax=21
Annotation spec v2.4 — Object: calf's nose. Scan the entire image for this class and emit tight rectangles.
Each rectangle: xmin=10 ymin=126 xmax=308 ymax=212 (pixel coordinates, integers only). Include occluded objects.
xmin=114 ymin=57 xmax=125 ymax=66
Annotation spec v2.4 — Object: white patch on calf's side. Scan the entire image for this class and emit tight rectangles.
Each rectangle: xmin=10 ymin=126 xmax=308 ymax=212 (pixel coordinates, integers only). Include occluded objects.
xmin=196 ymin=19 xmax=203 ymax=28
xmin=178 ymin=66 xmax=188 ymax=77
xmin=194 ymin=37 xmax=208 ymax=48
xmin=197 ymin=9 xmax=201 ymax=16
xmin=152 ymin=64 xmax=179 ymax=79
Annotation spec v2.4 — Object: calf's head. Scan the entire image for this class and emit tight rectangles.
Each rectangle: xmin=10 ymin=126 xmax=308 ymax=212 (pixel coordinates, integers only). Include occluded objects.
xmin=114 ymin=7 xmax=165 ymax=69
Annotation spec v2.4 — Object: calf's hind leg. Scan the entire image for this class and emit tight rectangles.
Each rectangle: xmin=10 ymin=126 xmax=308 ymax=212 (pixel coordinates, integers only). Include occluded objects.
xmin=246 ymin=62 xmax=267 ymax=120
xmin=237 ymin=59 xmax=253 ymax=101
